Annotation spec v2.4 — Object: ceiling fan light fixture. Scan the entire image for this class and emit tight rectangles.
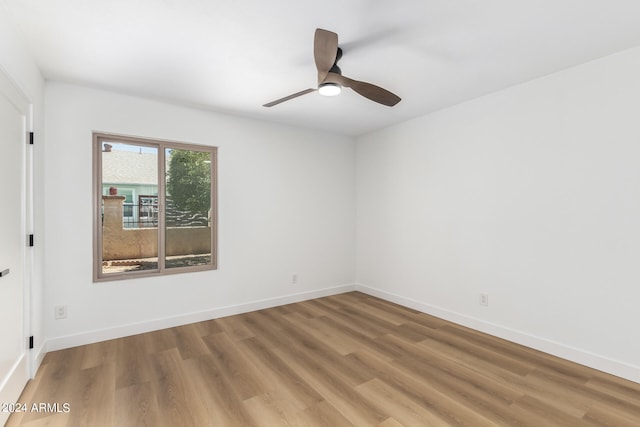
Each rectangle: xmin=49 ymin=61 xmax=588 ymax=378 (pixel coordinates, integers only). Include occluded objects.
xmin=318 ymin=82 xmax=342 ymax=96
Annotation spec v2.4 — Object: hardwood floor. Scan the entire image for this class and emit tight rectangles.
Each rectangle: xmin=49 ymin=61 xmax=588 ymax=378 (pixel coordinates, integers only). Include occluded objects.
xmin=6 ymin=292 xmax=640 ymax=426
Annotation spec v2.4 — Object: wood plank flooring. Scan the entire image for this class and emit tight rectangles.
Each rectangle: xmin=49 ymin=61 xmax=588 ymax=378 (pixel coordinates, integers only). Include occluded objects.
xmin=6 ymin=292 xmax=640 ymax=426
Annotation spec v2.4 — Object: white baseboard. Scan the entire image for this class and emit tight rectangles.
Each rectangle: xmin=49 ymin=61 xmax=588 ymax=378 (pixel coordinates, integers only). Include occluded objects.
xmin=356 ymin=283 xmax=640 ymax=384
xmin=43 ymin=283 xmax=357 ymax=353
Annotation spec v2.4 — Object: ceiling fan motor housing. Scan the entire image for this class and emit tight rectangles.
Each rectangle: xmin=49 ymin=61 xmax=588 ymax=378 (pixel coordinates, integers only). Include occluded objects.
xmin=328 ymin=47 xmax=343 ymax=75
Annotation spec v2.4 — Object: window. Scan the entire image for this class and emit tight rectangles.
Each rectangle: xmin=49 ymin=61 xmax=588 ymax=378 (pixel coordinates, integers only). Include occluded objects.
xmin=93 ymin=132 xmax=217 ymax=281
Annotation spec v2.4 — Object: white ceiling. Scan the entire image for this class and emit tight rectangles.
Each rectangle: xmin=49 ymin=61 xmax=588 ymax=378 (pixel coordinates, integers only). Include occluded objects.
xmin=4 ymin=0 xmax=640 ymax=136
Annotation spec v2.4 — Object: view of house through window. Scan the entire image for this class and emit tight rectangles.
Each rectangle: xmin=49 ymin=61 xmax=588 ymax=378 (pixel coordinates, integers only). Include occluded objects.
xmin=94 ymin=133 xmax=217 ymax=281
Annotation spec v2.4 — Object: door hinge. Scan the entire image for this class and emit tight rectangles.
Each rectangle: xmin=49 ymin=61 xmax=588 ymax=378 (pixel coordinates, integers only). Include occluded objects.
xmin=29 ymin=131 xmax=34 ymax=145
xmin=28 ymin=234 xmax=34 ymax=247
xmin=28 ymin=336 xmax=34 ymax=350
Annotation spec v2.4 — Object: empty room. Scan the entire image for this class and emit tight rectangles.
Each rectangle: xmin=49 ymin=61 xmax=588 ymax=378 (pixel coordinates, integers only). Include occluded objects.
xmin=2 ymin=1 xmax=640 ymax=426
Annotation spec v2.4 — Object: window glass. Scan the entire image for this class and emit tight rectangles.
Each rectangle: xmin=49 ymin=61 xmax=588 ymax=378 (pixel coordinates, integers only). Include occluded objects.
xmin=165 ymin=148 xmax=213 ymax=269
xmin=101 ymin=142 xmax=159 ymax=274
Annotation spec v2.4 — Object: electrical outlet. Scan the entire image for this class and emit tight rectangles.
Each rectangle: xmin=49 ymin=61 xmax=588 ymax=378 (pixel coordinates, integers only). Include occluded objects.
xmin=479 ymin=293 xmax=489 ymax=306
xmin=54 ymin=305 xmax=67 ymax=319
xmin=291 ymin=273 xmax=298 ymax=285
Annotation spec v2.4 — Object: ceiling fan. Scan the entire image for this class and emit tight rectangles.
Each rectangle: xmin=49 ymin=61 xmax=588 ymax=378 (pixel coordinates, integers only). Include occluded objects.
xmin=263 ymin=28 xmax=401 ymax=107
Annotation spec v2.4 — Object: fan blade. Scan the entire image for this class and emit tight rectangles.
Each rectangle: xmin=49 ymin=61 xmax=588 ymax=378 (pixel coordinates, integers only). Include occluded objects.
xmin=314 ymin=29 xmax=338 ymax=83
xmin=263 ymin=88 xmax=316 ymax=107
xmin=324 ymin=72 xmax=401 ymax=106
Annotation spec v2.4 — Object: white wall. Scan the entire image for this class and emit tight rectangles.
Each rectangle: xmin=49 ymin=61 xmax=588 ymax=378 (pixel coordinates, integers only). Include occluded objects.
xmin=356 ymin=47 xmax=640 ymax=382
xmin=44 ymin=83 xmax=356 ymax=348
xmin=0 ymin=3 xmax=45 ymax=372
